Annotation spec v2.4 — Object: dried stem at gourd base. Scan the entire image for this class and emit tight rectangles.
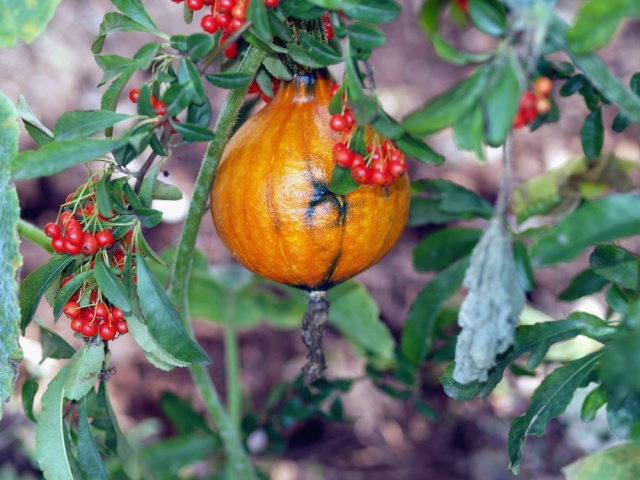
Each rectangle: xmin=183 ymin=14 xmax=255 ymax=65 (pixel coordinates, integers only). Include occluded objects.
xmin=300 ymin=290 xmax=329 ymax=386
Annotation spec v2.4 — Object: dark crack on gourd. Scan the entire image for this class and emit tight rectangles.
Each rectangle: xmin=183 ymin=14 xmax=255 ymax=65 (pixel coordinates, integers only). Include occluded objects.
xmin=305 ymin=179 xmax=348 ymax=227
xmin=300 ymin=290 xmax=330 ymax=386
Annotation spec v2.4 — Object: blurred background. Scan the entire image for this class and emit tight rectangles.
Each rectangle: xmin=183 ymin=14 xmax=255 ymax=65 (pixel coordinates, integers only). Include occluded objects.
xmin=2 ymin=0 xmax=640 ymax=478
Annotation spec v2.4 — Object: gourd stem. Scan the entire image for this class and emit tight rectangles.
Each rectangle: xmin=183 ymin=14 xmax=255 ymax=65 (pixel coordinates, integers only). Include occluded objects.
xmin=301 ymin=290 xmax=330 ymax=386
xmin=167 ymin=45 xmax=266 ymax=480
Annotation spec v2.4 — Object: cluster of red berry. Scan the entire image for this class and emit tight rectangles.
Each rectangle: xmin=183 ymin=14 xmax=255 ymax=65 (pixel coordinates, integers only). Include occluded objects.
xmin=513 ymin=77 xmax=553 ymax=129
xmin=329 ymin=85 xmax=408 ymax=187
xmin=128 ymin=88 xmax=179 ymax=131
xmin=171 ymin=0 xmax=280 ymax=59
xmin=63 ymin=292 xmax=129 ymax=341
xmin=322 ymin=11 xmax=334 ymax=41
xmin=45 ymin=213 xmax=114 ymax=256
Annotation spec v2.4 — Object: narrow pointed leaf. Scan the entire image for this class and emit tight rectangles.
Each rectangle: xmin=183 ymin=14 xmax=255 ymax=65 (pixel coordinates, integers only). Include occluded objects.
xmin=64 ymin=344 xmax=106 ymax=401
xmin=78 ymin=399 xmax=109 ymax=480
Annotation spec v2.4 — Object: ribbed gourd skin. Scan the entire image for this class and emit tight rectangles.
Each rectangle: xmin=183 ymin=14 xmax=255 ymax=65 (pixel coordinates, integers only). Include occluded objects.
xmin=211 ymin=69 xmax=410 ymax=291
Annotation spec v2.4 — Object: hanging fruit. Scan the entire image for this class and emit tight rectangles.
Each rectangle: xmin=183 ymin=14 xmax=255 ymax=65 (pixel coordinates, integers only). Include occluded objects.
xmin=211 ymin=67 xmax=410 ymax=383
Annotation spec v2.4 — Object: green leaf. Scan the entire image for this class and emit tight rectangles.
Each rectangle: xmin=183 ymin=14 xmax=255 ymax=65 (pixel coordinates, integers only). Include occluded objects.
xmin=513 ymin=239 xmax=536 ymax=292
xmin=126 ymin=314 xmax=190 ymax=370
xmin=36 ymin=366 xmax=82 ymax=480
xmin=64 ymin=344 xmax=106 ymax=401
xmin=179 ymin=59 xmax=206 ymax=103
xmin=0 ymin=92 xmax=23 ymax=420
xmin=483 ymin=54 xmax=523 ymax=146
xmin=94 ymin=54 xmax=137 ymax=86
xmin=403 ymin=66 xmax=490 ymax=136
xmin=431 ymin=34 xmax=493 ymax=66
xmin=111 ymin=0 xmax=160 ymax=33
xmin=159 ymin=391 xmax=213 ymax=435
xmin=262 ymin=55 xmax=293 ymax=81
xmin=162 ymin=83 xmax=196 ymax=117
xmin=187 ymin=33 xmax=214 ymax=61
xmin=247 ymin=0 xmax=272 ymax=43
xmin=186 ymin=98 xmax=212 ymax=128
xmin=328 ymin=165 xmax=359 ymax=195
xmin=92 ymin=13 xmax=158 ymax=55
xmin=52 ymin=270 xmax=92 ymax=322
xmin=468 ymin=0 xmax=507 ymax=37
xmin=507 ymin=351 xmax=603 ymax=474
xmin=21 ymin=377 xmax=39 ymax=423
xmin=134 ymin=42 xmax=162 ymax=70
xmin=99 ymin=381 xmax=151 ymax=480
xmin=530 ymin=194 xmax=640 ymax=267
xmin=413 ymin=228 xmax=481 ymax=272
xmin=16 ymin=95 xmax=54 ymax=145
xmin=0 ymin=0 xmax=62 ymax=47
xmin=77 ymin=399 xmax=109 ymax=480
xmin=141 ymin=434 xmax=221 ymax=478
xmin=559 ymin=269 xmax=609 ymax=301
xmin=94 ymin=256 xmax=132 ymax=314
xmin=172 ymin=121 xmax=216 ymax=142
xmin=327 ymin=281 xmax=395 ymax=365
xmin=453 ymin=104 xmax=484 ymax=159
xmin=136 ymin=252 xmax=211 ymax=365
xmin=589 ymin=245 xmax=639 ymax=289
xmin=400 ymin=258 xmax=469 ymax=366
xmin=347 ymin=23 xmax=386 ymax=51
xmin=581 ymin=107 xmax=604 ymax=159
xmin=371 ymin=111 xmax=404 ymax=140
xmin=566 ymin=0 xmax=640 ymax=54
xmin=39 ymin=324 xmax=75 ymax=363
xmin=19 ymin=255 xmax=74 ymax=333
xmin=396 ymin=134 xmax=444 ymax=165
xmin=581 ymin=384 xmax=607 ymax=423
xmin=12 ymin=137 xmax=128 ymax=180
xmin=101 ymin=65 xmax=137 ymax=114
xmin=563 ymin=443 xmax=640 ymax=480
xmin=560 ymin=75 xmax=586 ymax=97
xmin=287 ymin=32 xmax=343 ymax=68
xmin=408 ymin=178 xmax=493 ymax=227
xmin=205 ymin=72 xmax=254 ymax=89
xmin=340 ymin=0 xmax=401 ymax=24
xmin=612 ymin=111 xmax=631 ymax=133
xmin=54 ymin=110 xmax=133 ymax=141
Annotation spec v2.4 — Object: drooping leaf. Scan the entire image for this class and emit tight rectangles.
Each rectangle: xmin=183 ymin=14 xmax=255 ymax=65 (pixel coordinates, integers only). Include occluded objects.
xmin=0 ymin=92 xmax=23 ymax=420
xmin=36 ymin=365 xmax=82 ymax=480
xmin=126 ymin=314 xmax=190 ymax=370
xmin=77 ymin=399 xmax=109 ymax=480
xmin=589 ymin=244 xmax=639 ymax=290
xmin=16 ymin=95 xmax=54 ymax=145
xmin=39 ymin=323 xmax=75 ymax=363
xmin=581 ymin=384 xmax=607 ymax=423
xmin=135 ymin=251 xmax=211 ymax=365
xmin=21 ymin=377 xmax=39 ymax=423
xmin=12 ymin=137 xmax=128 ymax=180
xmin=413 ymin=228 xmax=481 ymax=272
xmin=54 ymin=110 xmax=133 ymax=141
xmin=64 ymin=343 xmax=106 ymax=401
xmin=453 ymin=104 xmax=484 ymax=159
xmin=0 ymin=0 xmax=62 ymax=48
xmin=507 ymin=351 xmax=603 ymax=474
xmin=92 ymin=13 xmax=159 ymax=55
xmin=19 ymin=254 xmax=75 ymax=333
xmin=328 ymin=281 xmax=395 ymax=366
xmin=529 ymin=194 xmax=640 ymax=267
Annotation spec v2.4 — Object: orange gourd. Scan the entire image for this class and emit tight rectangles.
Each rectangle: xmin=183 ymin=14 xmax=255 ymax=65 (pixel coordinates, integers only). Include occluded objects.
xmin=211 ymin=69 xmax=410 ymax=291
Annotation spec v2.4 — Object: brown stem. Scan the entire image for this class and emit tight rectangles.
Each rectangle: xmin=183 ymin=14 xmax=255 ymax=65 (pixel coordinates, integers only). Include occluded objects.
xmin=300 ymin=290 xmax=330 ymax=386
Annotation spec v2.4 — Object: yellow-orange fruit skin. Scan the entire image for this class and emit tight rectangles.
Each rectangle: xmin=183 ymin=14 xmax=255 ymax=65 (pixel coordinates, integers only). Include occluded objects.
xmin=211 ymin=71 xmax=410 ymax=290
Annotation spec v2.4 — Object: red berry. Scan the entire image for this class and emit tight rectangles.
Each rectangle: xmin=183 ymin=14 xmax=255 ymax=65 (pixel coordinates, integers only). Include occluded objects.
xmin=99 ymin=323 xmax=117 ymax=341
xmin=81 ymin=320 xmax=99 ymax=338
xmin=94 ymin=303 xmax=109 ymax=320
xmin=343 ymin=111 xmax=355 ymax=128
xmin=201 ymin=14 xmax=218 ymax=34
xmin=61 ymin=275 xmax=74 ymax=288
xmin=370 ymin=158 xmax=385 ymax=172
xmin=65 ymin=240 xmax=82 ymax=255
xmin=129 ymin=88 xmax=140 ymax=103
xmin=330 ymin=114 xmax=348 ymax=132
xmin=322 ymin=12 xmax=334 ymax=41
xmin=224 ymin=43 xmax=239 ymax=59
xmin=52 ymin=237 xmax=66 ymax=253
xmin=371 ymin=170 xmax=388 ymax=186
xmin=534 ymin=77 xmax=553 ymax=97
xmin=231 ymin=4 xmax=246 ymax=20
xmin=111 ymin=306 xmax=124 ymax=322
xmin=333 ymin=142 xmax=355 ymax=168
xmin=70 ymin=318 xmax=84 ymax=333
xmin=520 ymin=91 xmax=537 ymax=110
xmin=218 ymin=0 xmax=235 ymax=11
xmin=44 ymin=222 xmax=61 ymax=238
xmin=351 ymin=164 xmax=372 ymax=184
xmin=65 ymin=227 xmax=84 ymax=246
xmin=215 ymin=13 xmax=231 ymax=28
xmin=96 ymin=229 xmax=114 ymax=248
xmin=186 ymin=0 xmax=205 ymax=11
xmin=82 ymin=234 xmax=99 ymax=255
xmin=83 ymin=308 xmax=95 ymax=322
xmin=388 ymin=159 xmax=408 ymax=177
xmin=63 ymin=301 xmax=82 ymax=319
xmin=264 ymin=0 xmax=279 ymax=6
xmin=351 ymin=153 xmax=365 ymax=168
xmin=115 ymin=320 xmax=129 ymax=334
xmin=329 ymin=84 xmax=340 ymax=98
